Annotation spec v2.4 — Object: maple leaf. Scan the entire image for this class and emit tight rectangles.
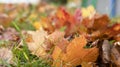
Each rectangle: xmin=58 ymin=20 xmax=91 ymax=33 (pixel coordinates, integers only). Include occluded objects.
xmin=92 ymin=14 xmax=109 ymax=31
xmin=26 ymin=30 xmax=67 ymax=58
xmin=40 ymin=17 xmax=54 ymax=33
xmin=81 ymin=14 xmax=109 ymax=30
xmin=80 ymin=15 xmax=110 ymax=41
xmin=26 ymin=30 xmax=48 ymax=57
xmin=80 ymin=62 xmax=93 ymax=67
xmin=81 ymin=17 xmax=94 ymax=28
xmin=56 ymin=7 xmax=70 ymax=22
xmin=52 ymin=7 xmax=80 ymax=36
xmin=52 ymin=7 xmax=71 ymax=29
xmin=44 ymin=30 xmax=66 ymax=51
xmin=52 ymin=35 xmax=99 ymax=67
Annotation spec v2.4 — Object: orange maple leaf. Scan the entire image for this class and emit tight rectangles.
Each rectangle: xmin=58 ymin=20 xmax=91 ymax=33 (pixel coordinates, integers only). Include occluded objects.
xmin=52 ymin=35 xmax=99 ymax=67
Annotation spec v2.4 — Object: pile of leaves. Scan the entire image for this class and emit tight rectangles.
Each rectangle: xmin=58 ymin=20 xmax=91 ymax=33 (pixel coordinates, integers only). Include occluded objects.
xmin=0 ymin=4 xmax=120 ymax=67
xmin=26 ymin=6 xmax=120 ymax=67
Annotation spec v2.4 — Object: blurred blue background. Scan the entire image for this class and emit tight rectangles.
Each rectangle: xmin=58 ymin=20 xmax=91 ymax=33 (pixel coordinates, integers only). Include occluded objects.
xmin=82 ymin=0 xmax=119 ymax=17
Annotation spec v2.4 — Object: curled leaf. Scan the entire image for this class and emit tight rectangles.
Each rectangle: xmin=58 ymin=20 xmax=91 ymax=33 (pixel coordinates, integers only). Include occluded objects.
xmin=102 ymin=40 xmax=111 ymax=63
xmin=111 ymin=45 xmax=120 ymax=66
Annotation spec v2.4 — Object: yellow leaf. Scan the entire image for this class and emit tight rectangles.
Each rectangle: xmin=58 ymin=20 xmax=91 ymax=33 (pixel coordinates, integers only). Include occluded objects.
xmin=33 ymin=21 xmax=42 ymax=30
xmin=81 ymin=5 xmax=96 ymax=18
xmin=87 ymin=5 xmax=95 ymax=14
xmin=81 ymin=8 xmax=90 ymax=18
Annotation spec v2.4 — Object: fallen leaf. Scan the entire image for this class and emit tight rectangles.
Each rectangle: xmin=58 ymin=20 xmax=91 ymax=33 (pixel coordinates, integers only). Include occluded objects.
xmin=81 ymin=5 xmax=96 ymax=18
xmin=2 ymin=28 xmax=19 ymax=41
xmin=0 ymin=13 xmax=12 ymax=28
xmin=44 ymin=30 xmax=66 ymax=51
xmin=81 ymin=62 xmax=93 ymax=67
xmin=26 ymin=30 xmax=67 ymax=58
xmin=50 ymin=7 xmax=78 ymax=36
xmin=92 ymin=14 xmax=109 ymax=31
xmin=0 ymin=27 xmax=19 ymax=43
xmin=111 ymin=45 xmax=120 ymax=66
xmin=114 ymin=35 xmax=120 ymax=41
xmin=52 ymin=35 xmax=99 ymax=67
xmin=33 ymin=17 xmax=54 ymax=33
xmin=81 ymin=17 xmax=94 ymax=28
xmin=74 ymin=8 xmax=82 ymax=22
xmin=104 ymin=23 xmax=120 ymax=38
xmin=33 ymin=21 xmax=43 ymax=30
xmin=0 ymin=48 xmax=13 ymax=64
xmin=26 ymin=30 xmax=48 ymax=57
xmin=102 ymin=40 xmax=111 ymax=63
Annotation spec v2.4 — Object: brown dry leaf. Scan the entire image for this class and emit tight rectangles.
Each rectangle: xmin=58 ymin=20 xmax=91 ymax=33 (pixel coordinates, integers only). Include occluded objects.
xmin=47 ymin=30 xmax=65 ymax=43
xmin=81 ymin=17 xmax=94 ymax=28
xmin=111 ymin=45 xmax=120 ymax=66
xmin=0 ymin=27 xmax=19 ymax=41
xmin=50 ymin=7 xmax=78 ymax=36
xmin=26 ymin=30 xmax=68 ymax=58
xmin=102 ymin=40 xmax=111 ymax=63
xmin=26 ymin=30 xmax=48 ymax=57
xmin=86 ymin=31 xmax=101 ymax=41
xmin=44 ymin=30 xmax=66 ymax=51
xmin=114 ymin=35 xmax=120 ymax=41
xmin=39 ymin=17 xmax=54 ymax=33
xmin=104 ymin=23 xmax=120 ymax=38
xmin=92 ymin=15 xmax=109 ymax=31
xmin=0 ymin=25 xmax=4 ymax=34
xmin=0 ymin=48 xmax=13 ymax=64
xmin=52 ymin=35 xmax=99 ymax=67
xmin=81 ymin=14 xmax=109 ymax=32
xmin=0 ymin=13 xmax=12 ymax=28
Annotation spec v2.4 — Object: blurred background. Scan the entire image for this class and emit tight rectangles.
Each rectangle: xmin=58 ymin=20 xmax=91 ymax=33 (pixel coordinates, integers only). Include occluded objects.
xmin=0 ymin=0 xmax=119 ymax=17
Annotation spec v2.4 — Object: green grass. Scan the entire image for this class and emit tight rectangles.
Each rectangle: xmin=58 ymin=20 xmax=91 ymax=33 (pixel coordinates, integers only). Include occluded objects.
xmin=0 ymin=11 xmax=51 ymax=66
xmin=10 ymin=20 xmax=51 ymax=67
